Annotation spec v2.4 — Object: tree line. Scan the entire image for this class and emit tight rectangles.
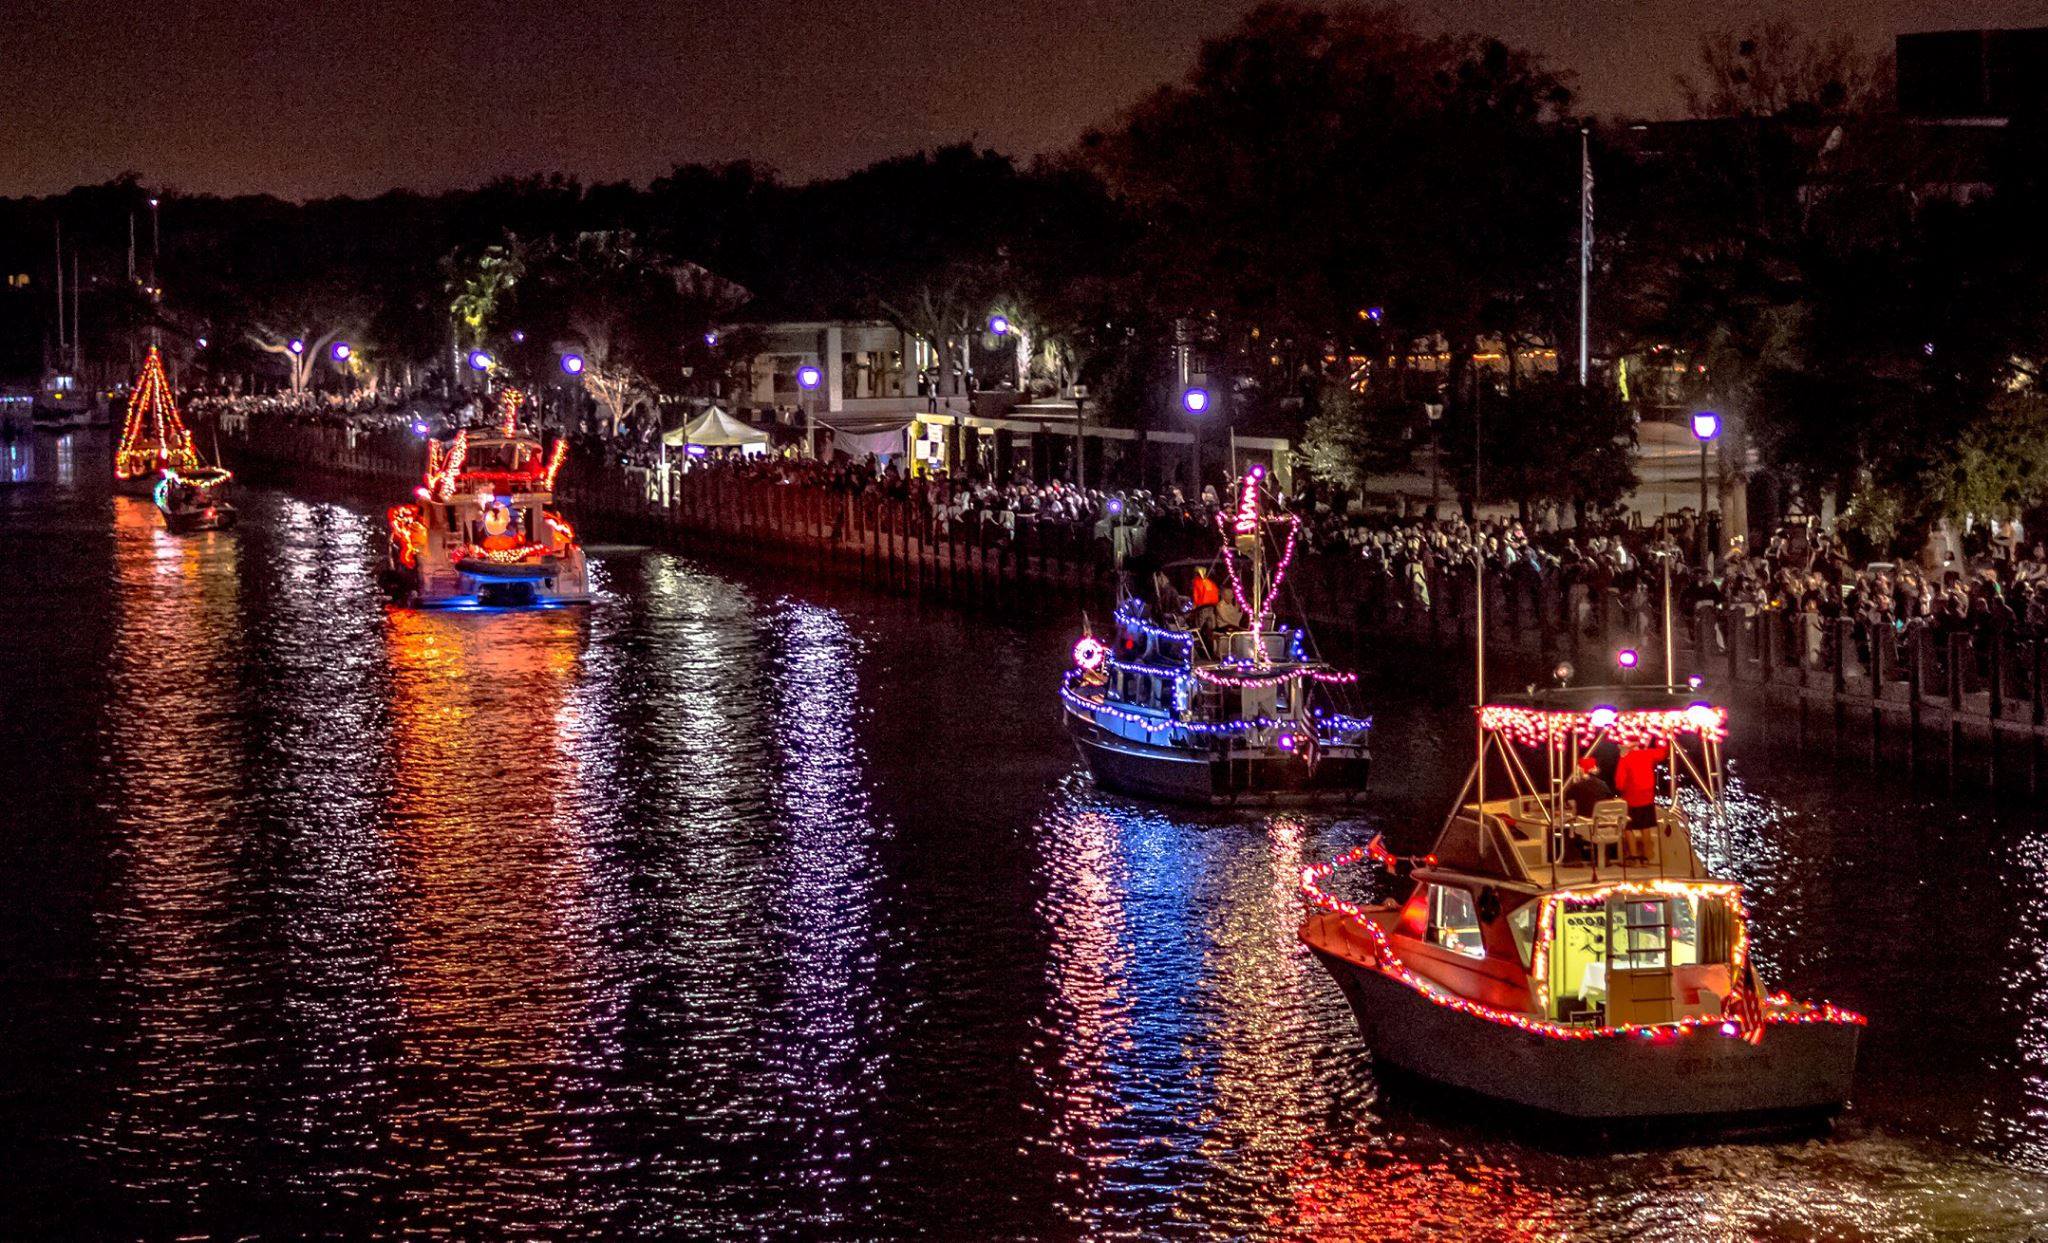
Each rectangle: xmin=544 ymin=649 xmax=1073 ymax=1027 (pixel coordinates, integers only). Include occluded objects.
xmin=7 ymin=3 xmax=2048 ymax=553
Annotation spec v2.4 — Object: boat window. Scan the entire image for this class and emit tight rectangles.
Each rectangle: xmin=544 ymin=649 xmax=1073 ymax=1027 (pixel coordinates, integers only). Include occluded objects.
xmin=1427 ymin=884 xmax=1486 ymax=959
xmin=1507 ymin=901 xmax=1536 ymax=967
xmin=1607 ymin=899 xmax=1672 ymax=970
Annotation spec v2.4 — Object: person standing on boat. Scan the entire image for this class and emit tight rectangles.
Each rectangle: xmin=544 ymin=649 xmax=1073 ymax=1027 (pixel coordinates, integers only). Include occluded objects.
xmin=1614 ymin=742 xmax=1668 ymax=863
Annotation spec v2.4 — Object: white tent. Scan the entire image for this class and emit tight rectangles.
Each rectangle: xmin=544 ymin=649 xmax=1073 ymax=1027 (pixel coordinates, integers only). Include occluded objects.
xmin=665 ymin=407 xmax=770 ymax=453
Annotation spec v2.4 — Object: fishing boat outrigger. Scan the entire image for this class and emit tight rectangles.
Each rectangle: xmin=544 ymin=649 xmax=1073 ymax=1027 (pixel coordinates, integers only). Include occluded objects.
xmin=382 ymin=392 xmax=590 ymax=608
xmin=153 ymin=466 xmax=238 ymax=533
xmin=1300 ymin=681 xmax=1864 ymax=1127
xmin=1061 ymin=465 xmax=1371 ymax=805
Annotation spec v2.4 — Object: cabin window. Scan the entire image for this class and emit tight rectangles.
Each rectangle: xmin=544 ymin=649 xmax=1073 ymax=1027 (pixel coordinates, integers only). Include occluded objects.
xmin=1607 ymin=899 xmax=1672 ymax=970
xmin=1427 ymin=884 xmax=1486 ymax=959
xmin=1507 ymin=901 xmax=1536 ymax=967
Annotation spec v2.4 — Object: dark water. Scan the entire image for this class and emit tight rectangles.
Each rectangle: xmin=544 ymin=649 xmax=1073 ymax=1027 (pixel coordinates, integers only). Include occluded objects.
xmin=4 ymin=433 xmax=2048 ymax=1240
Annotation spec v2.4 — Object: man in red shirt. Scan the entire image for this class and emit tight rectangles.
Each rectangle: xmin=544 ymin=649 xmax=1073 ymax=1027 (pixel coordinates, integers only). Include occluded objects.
xmin=1613 ymin=743 xmax=1668 ymax=863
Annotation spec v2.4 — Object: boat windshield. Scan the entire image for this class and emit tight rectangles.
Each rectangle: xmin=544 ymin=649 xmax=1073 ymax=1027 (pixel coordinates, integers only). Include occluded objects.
xmin=1546 ymin=885 xmax=1741 ymax=1027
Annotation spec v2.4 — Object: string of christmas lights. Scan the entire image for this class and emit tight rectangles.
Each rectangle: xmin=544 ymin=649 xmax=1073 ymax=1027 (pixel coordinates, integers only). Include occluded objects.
xmin=1300 ymin=846 xmax=1864 ymax=1043
xmin=387 ymin=504 xmax=424 ymax=568
xmin=496 ymin=388 xmax=527 ymax=436
xmin=115 ymin=347 xmax=201 ymax=480
xmin=1478 ymin=703 xmax=1728 ymax=750
xmin=453 ymin=542 xmax=550 ymax=565
xmin=1063 ymin=674 xmax=1370 ymax=742
xmin=1191 ymin=666 xmax=1358 ymax=690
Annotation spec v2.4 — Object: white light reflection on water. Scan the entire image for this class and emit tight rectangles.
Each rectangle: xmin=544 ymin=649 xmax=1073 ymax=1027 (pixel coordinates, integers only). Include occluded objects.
xmin=761 ymin=599 xmax=887 ymax=1224
xmin=92 ymin=498 xmax=250 ymax=1230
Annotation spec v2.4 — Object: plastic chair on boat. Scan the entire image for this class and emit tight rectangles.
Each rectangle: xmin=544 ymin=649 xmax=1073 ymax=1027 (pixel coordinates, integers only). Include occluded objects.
xmin=1578 ymin=799 xmax=1627 ymax=870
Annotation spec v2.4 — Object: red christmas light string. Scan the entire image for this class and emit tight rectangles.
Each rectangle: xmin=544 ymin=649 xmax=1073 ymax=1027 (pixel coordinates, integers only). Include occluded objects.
xmin=1300 ymin=846 xmax=1864 ymax=1042
xmin=453 ymin=541 xmax=550 ymax=565
xmin=116 ymin=346 xmax=201 ymax=480
xmin=1478 ymin=703 xmax=1728 ymax=750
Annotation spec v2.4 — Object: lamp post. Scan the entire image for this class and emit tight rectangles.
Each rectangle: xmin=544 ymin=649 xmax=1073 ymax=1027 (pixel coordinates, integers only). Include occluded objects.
xmin=1691 ymin=410 xmax=1721 ymax=570
xmin=798 ymin=363 xmax=822 ymax=458
xmin=1181 ymin=386 xmax=1210 ymax=495
xmin=330 ymin=341 xmax=352 ymax=363
xmin=469 ymin=349 xmax=496 ymax=398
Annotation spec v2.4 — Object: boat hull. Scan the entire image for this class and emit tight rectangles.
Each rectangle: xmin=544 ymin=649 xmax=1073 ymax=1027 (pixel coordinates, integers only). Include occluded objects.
xmin=159 ymin=504 xmax=238 ymax=534
xmin=1308 ymin=946 xmax=1858 ymax=1125
xmin=1066 ymin=711 xmax=1369 ymax=807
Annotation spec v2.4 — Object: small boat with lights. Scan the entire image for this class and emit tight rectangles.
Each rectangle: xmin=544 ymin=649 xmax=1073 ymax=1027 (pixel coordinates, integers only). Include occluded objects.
xmin=153 ymin=466 xmax=238 ymax=533
xmin=382 ymin=391 xmax=590 ymax=608
xmin=1300 ymin=683 xmax=1863 ymax=1128
xmin=1060 ymin=466 xmax=1371 ymax=805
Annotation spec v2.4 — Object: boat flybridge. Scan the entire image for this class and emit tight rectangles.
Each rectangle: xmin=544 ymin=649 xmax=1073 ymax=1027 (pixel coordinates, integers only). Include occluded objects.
xmin=383 ymin=391 xmax=590 ymax=609
xmin=1300 ymin=681 xmax=1864 ymax=1127
xmin=1061 ymin=465 xmax=1371 ymax=805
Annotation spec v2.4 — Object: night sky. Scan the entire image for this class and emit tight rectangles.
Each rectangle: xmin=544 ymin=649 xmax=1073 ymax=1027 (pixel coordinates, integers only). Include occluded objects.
xmin=10 ymin=0 xmax=2048 ymax=199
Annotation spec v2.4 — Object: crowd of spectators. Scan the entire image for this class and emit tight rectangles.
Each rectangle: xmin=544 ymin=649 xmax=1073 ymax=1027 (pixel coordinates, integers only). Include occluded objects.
xmin=199 ymin=388 xmax=2048 ymax=672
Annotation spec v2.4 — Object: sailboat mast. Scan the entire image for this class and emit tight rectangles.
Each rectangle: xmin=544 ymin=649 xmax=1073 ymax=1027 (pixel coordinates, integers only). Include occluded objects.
xmin=54 ymin=223 xmax=65 ymax=366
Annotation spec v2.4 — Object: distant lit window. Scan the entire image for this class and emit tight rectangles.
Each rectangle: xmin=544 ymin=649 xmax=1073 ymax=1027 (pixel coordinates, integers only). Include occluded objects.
xmin=6 ymin=273 xmax=28 ymax=288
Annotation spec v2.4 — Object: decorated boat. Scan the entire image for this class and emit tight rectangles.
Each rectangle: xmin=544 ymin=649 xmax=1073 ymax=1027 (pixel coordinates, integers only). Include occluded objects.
xmin=153 ymin=466 xmax=238 ymax=533
xmin=383 ymin=390 xmax=590 ymax=609
xmin=1060 ymin=465 xmax=1371 ymax=805
xmin=113 ymin=346 xmax=202 ymax=495
xmin=1299 ymin=682 xmax=1864 ymax=1127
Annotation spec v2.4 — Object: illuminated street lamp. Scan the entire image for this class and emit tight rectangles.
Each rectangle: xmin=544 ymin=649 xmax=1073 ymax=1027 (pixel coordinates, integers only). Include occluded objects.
xmin=1691 ymin=410 xmax=1721 ymax=569
xmin=1181 ymin=386 xmax=1212 ymax=492
xmin=987 ymin=314 xmax=1010 ymax=336
xmin=468 ymin=350 xmax=495 ymax=372
xmin=330 ymin=341 xmax=352 ymax=363
xmin=287 ymin=337 xmax=305 ymax=356
xmin=560 ymin=353 xmax=585 ymax=377
xmin=798 ymin=364 xmax=823 ymax=457
xmin=1181 ymin=387 xmax=1211 ymax=414
xmin=704 ymin=331 xmax=719 ymax=347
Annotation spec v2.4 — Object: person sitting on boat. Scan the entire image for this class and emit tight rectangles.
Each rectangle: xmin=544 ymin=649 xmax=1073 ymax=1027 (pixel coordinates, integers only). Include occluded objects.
xmin=1563 ymin=756 xmax=1613 ymax=819
xmin=1613 ymin=742 xmax=1669 ymax=862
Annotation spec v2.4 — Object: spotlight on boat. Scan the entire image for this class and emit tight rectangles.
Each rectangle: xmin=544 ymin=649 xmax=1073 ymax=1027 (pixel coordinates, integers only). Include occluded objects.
xmin=1688 ymin=674 xmax=1704 ymax=689
xmin=1588 ymin=706 xmax=1619 ymax=730
xmin=1616 ymin=648 xmax=1639 ymax=670
xmin=1552 ymin=660 xmax=1574 ymax=686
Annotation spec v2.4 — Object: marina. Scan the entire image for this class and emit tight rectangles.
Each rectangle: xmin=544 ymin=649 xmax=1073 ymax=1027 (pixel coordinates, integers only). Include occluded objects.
xmin=4 ymin=435 xmax=2048 ymax=1237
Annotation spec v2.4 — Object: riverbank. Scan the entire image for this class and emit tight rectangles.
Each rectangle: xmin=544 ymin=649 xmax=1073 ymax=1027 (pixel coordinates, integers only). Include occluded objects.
xmin=209 ymin=414 xmax=2048 ymax=793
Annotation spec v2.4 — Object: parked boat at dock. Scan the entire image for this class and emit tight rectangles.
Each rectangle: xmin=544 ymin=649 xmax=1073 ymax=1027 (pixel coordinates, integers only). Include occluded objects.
xmin=1300 ymin=684 xmax=1863 ymax=1128
xmin=1061 ymin=465 xmax=1371 ymax=805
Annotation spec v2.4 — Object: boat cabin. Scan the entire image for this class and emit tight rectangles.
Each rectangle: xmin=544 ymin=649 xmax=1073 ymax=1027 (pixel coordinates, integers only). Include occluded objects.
xmin=1393 ymin=869 xmax=1753 ymax=1029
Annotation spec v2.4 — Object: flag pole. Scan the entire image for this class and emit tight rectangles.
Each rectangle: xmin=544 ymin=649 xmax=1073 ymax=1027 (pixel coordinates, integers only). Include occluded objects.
xmin=1579 ymin=125 xmax=1591 ymax=388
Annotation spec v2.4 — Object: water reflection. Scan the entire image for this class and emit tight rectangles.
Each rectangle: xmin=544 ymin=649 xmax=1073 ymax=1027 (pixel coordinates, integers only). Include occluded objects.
xmin=760 ymin=601 xmax=886 ymax=1221
xmin=19 ymin=479 xmax=2048 ymax=1238
xmin=93 ymin=498 xmax=250 ymax=1228
xmin=382 ymin=604 xmax=608 ymax=1233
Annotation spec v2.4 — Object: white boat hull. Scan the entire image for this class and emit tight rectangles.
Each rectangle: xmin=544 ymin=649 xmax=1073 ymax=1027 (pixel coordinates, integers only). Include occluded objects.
xmin=1311 ymin=947 xmax=1859 ymax=1124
